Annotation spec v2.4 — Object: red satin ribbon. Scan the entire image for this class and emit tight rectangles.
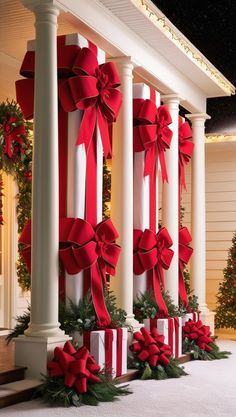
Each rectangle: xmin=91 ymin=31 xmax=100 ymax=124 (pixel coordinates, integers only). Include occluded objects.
xmin=2 ymin=116 xmax=25 ymax=159
xmin=116 ymin=328 xmax=123 ymax=377
xmin=183 ymin=319 xmax=213 ymax=352
xmin=133 ymin=99 xmax=173 ymax=182
xmin=178 ymin=116 xmax=194 ymax=191
xmin=129 ymin=327 xmax=171 ymax=366
xmin=105 ymin=329 xmax=113 ymax=375
xmin=168 ymin=318 xmax=174 ymax=356
xmin=47 ymin=341 xmax=101 ymax=394
xmin=174 ymin=317 xmax=180 ymax=358
xmin=19 ymin=217 xmax=121 ymax=327
xmin=179 ymin=227 xmax=193 ymax=307
xmin=133 ymin=227 xmax=174 ymax=315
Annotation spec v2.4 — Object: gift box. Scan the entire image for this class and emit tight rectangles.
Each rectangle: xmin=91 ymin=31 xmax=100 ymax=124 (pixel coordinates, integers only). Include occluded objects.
xmin=182 ymin=312 xmax=200 ymax=326
xmin=133 ymin=83 xmax=160 ymax=299
xmin=83 ymin=328 xmax=127 ymax=378
xmin=143 ymin=317 xmax=182 ymax=358
xmin=24 ymin=34 xmax=106 ymax=304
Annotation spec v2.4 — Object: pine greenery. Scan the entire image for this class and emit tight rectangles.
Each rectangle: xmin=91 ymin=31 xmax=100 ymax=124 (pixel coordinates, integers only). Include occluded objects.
xmin=133 ymin=290 xmax=181 ymax=321
xmin=128 ymin=356 xmax=187 ymax=380
xmin=39 ymin=373 xmax=131 ymax=407
xmin=182 ymin=338 xmax=231 ymax=361
xmin=6 ymin=290 xmax=127 ymax=343
xmin=215 ymin=232 xmax=236 ymax=330
xmin=180 ymin=269 xmax=199 ymax=313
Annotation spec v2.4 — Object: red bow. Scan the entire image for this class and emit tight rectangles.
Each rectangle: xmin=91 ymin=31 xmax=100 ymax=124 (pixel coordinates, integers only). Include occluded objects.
xmin=19 ymin=218 xmax=121 ymax=327
xmin=2 ymin=115 xmax=25 ymax=159
xmin=133 ymin=227 xmax=174 ymax=315
xmin=183 ymin=319 xmax=213 ymax=352
xmin=16 ymin=38 xmax=122 ymax=158
xmin=178 ymin=117 xmax=194 ymax=190
xmin=133 ymin=99 xmax=173 ymax=182
xmin=179 ymin=227 xmax=193 ymax=307
xmin=129 ymin=327 xmax=171 ymax=366
xmin=47 ymin=341 xmax=101 ymax=394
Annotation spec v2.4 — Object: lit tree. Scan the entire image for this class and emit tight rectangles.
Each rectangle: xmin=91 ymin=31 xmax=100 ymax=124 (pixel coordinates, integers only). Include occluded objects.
xmin=215 ymin=232 xmax=236 ymax=330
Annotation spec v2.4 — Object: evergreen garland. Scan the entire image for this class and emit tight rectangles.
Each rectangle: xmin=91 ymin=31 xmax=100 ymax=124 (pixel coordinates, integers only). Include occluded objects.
xmin=179 ymin=269 xmax=199 ymax=313
xmin=103 ymin=159 xmax=111 ymax=219
xmin=215 ymin=232 xmax=236 ymax=330
xmin=0 ymin=100 xmax=32 ymax=291
xmin=133 ymin=290 xmax=182 ymax=322
xmin=6 ymin=290 xmax=127 ymax=343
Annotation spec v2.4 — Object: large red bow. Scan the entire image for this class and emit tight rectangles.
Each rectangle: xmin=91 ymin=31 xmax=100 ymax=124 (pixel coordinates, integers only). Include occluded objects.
xmin=183 ymin=320 xmax=213 ymax=352
xmin=47 ymin=341 xmax=101 ymax=394
xmin=178 ymin=117 xmax=194 ymax=190
xmin=129 ymin=327 xmax=171 ymax=366
xmin=179 ymin=227 xmax=193 ymax=307
xmin=2 ymin=115 xmax=26 ymax=159
xmin=19 ymin=218 xmax=121 ymax=327
xmin=133 ymin=99 xmax=173 ymax=182
xmin=133 ymin=227 xmax=174 ymax=315
xmin=16 ymin=38 xmax=122 ymax=158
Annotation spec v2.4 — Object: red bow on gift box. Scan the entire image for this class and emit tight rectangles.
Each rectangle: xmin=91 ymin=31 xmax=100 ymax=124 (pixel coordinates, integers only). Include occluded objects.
xmin=178 ymin=117 xmax=194 ymax=191
xmin=133 ymin=227 xmax=174 ymax=316
xmin=179 ymin=227 xmax=193 ymax=307
xmin=2 ymin=115 xmax=26 ymax=159
xmin=48 ymin=341 xmax=101 ymax=394
xmin=16 ymin=38 xmax=122 ymax=159
xmin=183 ymin=319 xmax=213 ymax=352
xmin=133 ymin=99 xmax=173 ymax=182
xmin=130 ymin=327 xmax=171 ymax=366
xmin=19 ymin=217 xmax=121 ymax=328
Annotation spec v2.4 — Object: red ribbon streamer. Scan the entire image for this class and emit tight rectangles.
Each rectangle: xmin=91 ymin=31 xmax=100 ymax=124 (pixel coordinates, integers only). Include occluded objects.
xmin=133 ymin=227 xmax=174 ymax=316
xmin=116 ymin=328 xmax=123 ymax=377
xmin=19 ymin=217 xmax=121 ymax=327
xmin=183 ymin=319 xmax=213 ymax=352
xmin=179 ymin=227 xmax=193 ymax=307
xmin=133 ymin=99 xmax=173 ymax=182
xmin=129 ymin=327 xmax=171 ymax=366
xmin=47 ymin=341 xmax=101 ymax=394
xmin=178 ymin=116 xmax=194 ymax=191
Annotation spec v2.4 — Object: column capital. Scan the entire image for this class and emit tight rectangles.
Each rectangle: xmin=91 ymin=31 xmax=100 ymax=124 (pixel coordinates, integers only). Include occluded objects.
xmin=161 ymin=93 xmax=183 ymax=104
xmin=21 ymin=0 xmax=62 ymax=13
xmin=185 ymin=113 xmax=211 ymax=123
xmin=108 ymin=56 xmax=135 ymax=69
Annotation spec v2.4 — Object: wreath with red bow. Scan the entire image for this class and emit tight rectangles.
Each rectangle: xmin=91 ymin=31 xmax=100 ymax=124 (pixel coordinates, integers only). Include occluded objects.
xmin=129 ymin=327 xmax=187 ymax=380
xmin=39 ymin=341 xmax=131 ymax=407
xmin=182 ymin=319 xmax=231 ymax=360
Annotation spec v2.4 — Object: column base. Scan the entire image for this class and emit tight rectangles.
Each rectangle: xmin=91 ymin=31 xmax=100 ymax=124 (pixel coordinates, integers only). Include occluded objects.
xmin=14 ymin=334 xmax=71 ymax=379
xmin=125 ymin=314 xmax=143 ymax=352
xmin=24 ymin=322 xmax=66 ymax=338
xmin=199 ymin=309 xmax=216 ymax=335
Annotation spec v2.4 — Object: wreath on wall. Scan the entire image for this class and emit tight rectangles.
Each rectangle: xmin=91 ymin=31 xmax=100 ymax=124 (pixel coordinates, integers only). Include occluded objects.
xmin=0 ymin=100 xmax=32 ymax=291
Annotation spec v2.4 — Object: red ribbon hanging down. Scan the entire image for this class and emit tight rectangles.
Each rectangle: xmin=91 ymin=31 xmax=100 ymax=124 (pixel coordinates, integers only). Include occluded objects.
xmin=19 ymin=217 xmax=121 ymax=327
xmin=2 ymin=115 xmax=26 ymax=159
xmin=133 ymin=99 xmax=173 ymax=183
xmin=129 ymin=327 xmax=172 ymax=366
xmin=47 ymin=341 xmax=101 ymax=394
xmin=182 ymin=319 xmax=213 ymax=352
xmin=133 ymin=227 xmax=174 ymax=316
xmin=178 ymin=116 xmax=194 ymax=192
xmin=179 ymin=227 xmax=193 ymax=307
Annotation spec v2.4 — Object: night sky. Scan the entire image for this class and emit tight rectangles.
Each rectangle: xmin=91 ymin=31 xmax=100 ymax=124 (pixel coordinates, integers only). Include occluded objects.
xmin=153 ymin=0 xmax=236 ymax=133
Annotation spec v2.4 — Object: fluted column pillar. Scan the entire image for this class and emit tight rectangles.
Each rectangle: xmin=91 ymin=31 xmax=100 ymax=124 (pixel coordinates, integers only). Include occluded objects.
xmin=161 ymin=94 xmax=181 ymax=305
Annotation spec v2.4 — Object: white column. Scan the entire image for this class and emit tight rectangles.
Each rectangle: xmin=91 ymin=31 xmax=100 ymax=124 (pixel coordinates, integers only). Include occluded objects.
xmin=15 ymin=0 xmax=68 ymax=379
xmin=185 ymin=114 xmax=210 ymax=309
xmin=161 ymin=95 xmax=180 ymax=305
xmin=185 ymin=113 xmax=215 ymax=333
xmin=109 ymin=57 xmax=141 ymax=330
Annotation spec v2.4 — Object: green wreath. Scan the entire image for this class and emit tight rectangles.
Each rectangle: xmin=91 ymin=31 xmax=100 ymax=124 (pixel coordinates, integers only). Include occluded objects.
xmin=0 ymin=100 xmax=32 ymax=291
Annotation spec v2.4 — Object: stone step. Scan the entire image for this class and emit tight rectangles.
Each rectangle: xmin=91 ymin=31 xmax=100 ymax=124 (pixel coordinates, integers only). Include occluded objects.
xmin=0 ymin=379 xmax=40 ymax=409
xmin=0 ymin=367 xmax=27 ymax=385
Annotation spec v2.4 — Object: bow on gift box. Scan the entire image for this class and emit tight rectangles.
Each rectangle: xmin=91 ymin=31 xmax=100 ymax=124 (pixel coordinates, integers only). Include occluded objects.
xmin=133 ymin=99 xmax=173 ymax=182
xmin=133 ymin=227 xmax=174 ymax=316
xmin=179 ymin=227 xmax=193 ymax=307
xmin=178 ymin=117 xmax=194 ymax=191
xmin=183 ymin=320 xmax=213 ymax=352
xmin=16 ymin=38 xmax=122 ymax=159
xmin=2 ymin=115 xmax=26 ymax=159
xmin=48 ymin=341 xmax=101 ymax=394
xmin=130 ymin=327 xmax=171 ymax=366
xmin=19 ymin=218 xmax=121 ymax=328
